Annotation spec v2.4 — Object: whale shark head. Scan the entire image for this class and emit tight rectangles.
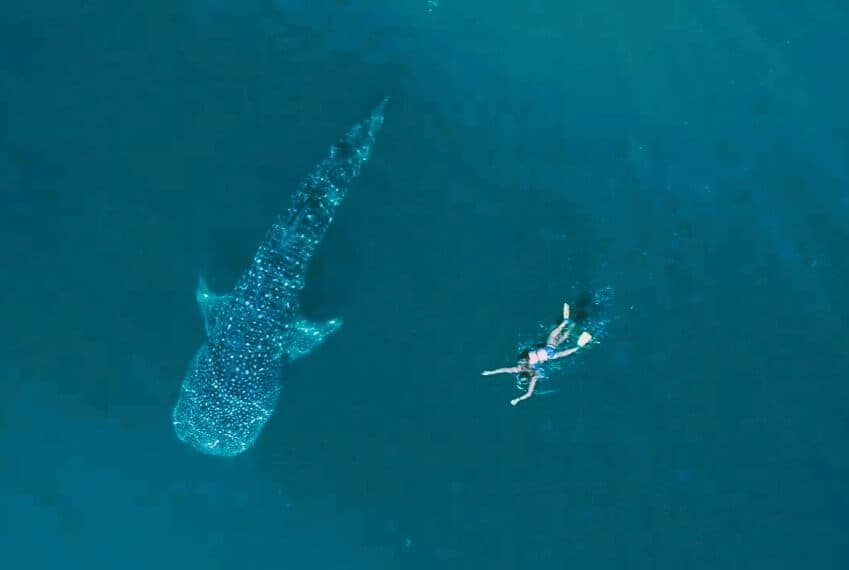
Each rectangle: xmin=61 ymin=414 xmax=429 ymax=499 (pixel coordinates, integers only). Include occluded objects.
xmin=172 ymin=344 xmax=281 ymax=457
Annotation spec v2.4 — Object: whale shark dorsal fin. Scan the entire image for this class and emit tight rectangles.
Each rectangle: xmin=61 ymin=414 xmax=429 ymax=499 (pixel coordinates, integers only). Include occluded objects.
xmin=283 ymin=318 xmax=343 ymax=361
xmin=196 ymin=276 xmax=230 ymax=335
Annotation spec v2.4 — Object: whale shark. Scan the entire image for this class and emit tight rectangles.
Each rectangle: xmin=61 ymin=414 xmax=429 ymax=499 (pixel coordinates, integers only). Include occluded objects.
xmin=172 ymin=99 xmax=387 ymax=457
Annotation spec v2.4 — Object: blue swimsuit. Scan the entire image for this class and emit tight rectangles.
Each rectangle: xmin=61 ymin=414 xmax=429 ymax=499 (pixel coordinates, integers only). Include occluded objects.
xmin=528 ymin=344 xmax=557 ymax=372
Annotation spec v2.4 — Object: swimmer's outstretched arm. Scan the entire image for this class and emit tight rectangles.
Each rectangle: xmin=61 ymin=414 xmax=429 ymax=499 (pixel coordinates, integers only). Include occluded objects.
xmin=482 ymin=366 xmax=521 ymax=376
xmin=511 ymin=370 xmax=540 ymax=406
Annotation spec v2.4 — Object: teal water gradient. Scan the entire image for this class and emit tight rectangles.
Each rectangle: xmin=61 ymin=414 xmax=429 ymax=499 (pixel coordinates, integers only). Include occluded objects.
xmin=1 ymin=1 xmax=846 ymax=568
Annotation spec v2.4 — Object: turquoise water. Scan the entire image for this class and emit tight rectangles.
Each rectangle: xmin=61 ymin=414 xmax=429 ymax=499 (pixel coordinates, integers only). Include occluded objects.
xmin=1 ymin=1 xmax=847 ymax=568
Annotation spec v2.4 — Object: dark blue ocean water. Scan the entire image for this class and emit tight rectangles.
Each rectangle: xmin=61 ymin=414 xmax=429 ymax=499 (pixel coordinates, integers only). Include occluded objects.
xmin=1 ymin=1 xmax=847 ymax=568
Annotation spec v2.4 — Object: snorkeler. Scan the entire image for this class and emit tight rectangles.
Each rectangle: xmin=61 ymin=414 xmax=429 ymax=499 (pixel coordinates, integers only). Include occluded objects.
xmin=482 ymin=303 xmax=593 ymax=406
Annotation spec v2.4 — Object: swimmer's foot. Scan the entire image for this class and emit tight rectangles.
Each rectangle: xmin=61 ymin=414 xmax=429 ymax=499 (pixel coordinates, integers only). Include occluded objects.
xmin=577 ymin=331 xmax=593 ymax=347
xmin=563 ymin=302 xmax=570 ymax=320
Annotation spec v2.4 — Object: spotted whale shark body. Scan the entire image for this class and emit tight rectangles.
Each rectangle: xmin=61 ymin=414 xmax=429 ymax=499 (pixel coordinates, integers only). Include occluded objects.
xmin=172 ymin=99 xmax=387 ymax=457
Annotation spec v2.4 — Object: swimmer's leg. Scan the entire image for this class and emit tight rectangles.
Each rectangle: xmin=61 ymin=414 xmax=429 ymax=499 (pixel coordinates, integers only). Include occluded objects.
xmin=546 ymin=303 xmax=571 ymax=346
xmin=551 ymin=331 xmax=593 ymax=360
xmin=510 ymin=372 xmax=539 ymax=406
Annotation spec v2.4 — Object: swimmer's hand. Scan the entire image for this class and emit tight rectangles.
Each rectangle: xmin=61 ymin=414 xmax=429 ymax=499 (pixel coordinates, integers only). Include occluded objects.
xmin=577 ymin=331 xmax=593 ymax=347
xmin=563 ymin=302 xmax=570 ymax=320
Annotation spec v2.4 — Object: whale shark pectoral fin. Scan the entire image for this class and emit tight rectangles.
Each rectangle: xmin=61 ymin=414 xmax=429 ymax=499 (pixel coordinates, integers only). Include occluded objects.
xmin=285 ymin=318 xmax=343 ymax=361
xmin=196 ymin=275 xmax=230 ymax=335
